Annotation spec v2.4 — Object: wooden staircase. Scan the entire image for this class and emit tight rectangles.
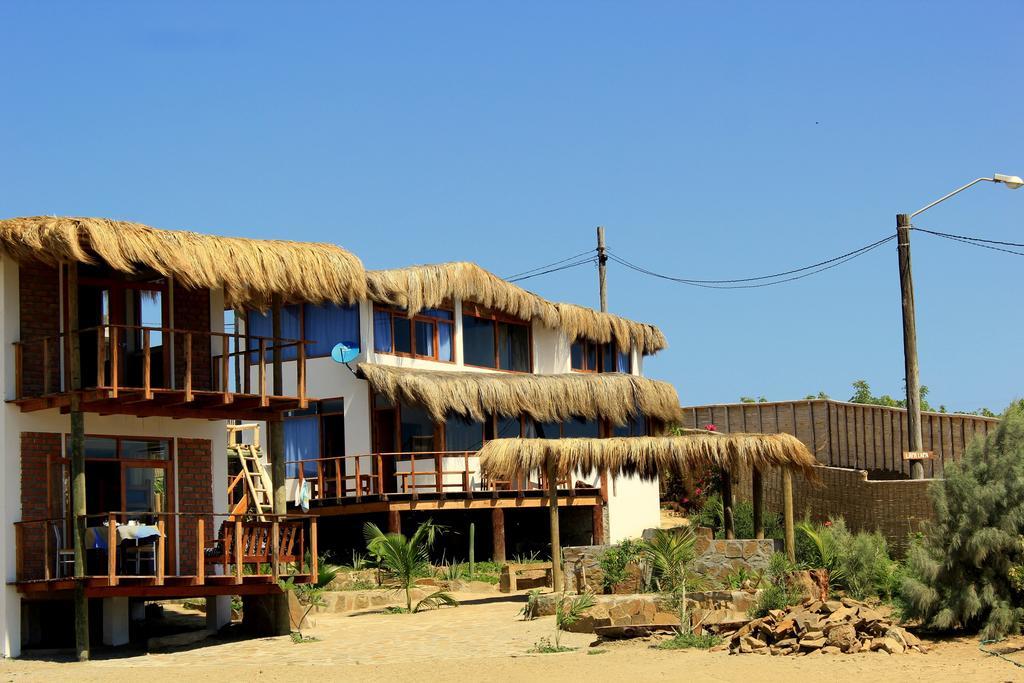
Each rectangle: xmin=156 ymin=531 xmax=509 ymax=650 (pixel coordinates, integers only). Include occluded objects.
xmin=227 ymin=424 xmax=273 ymax=520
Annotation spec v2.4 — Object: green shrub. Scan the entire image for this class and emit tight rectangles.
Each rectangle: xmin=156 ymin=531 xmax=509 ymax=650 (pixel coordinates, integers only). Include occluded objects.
xmin=797 ymin=517 xmax=900 ymax=600
xmin=689 ymin=494 xmax=783 ymax=542
xmin=902 ymin=402 xmax=1024 ymax=639
xmin=656 ymin=632 xmax=722 ymax=650
xmin=600 ymin=539 xmax=643 ymax=591
xmin=749 ymin=553 xmax=801 ymax=618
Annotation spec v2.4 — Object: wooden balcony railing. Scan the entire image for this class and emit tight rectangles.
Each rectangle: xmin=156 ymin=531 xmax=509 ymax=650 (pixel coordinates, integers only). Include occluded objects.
xmin=11 ymin=324 xmax=311 ymax=418
xmin=290 ymin=451 xmax=584 ymax=503
xmin=13 ymin=511 xmax=317 ymax=589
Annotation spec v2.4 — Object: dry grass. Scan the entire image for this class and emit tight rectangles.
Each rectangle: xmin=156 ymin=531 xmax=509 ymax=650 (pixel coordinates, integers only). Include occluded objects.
xmin=0 ymin=216 xmax=366 ymax=309
xmin=366 ymin=262 xmax=667 ymax=354
xmin=477 ymin=431 xmax=820 ymax=481
xmin=358 ymin=362 xmax=681 ymax=425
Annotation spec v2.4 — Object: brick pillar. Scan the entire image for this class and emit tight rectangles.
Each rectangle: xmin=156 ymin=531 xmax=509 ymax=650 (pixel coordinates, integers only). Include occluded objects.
xmin=177 ymin=438 xmax=213 ymax=575
xmin=18 ymin=262 xmax=61 ymax=396
xmin=172 ymin=284 xmax=212 ymax=390
xmin=21 ymin=432 xmax=61 ymax=580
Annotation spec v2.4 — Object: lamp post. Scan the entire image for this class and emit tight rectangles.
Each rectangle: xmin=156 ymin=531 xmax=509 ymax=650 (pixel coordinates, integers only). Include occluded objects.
xmin=898 ymin=173 xmax=1022 ymax=479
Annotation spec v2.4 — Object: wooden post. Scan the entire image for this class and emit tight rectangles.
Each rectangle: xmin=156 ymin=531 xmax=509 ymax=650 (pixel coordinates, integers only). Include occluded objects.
xmin=184 ymin=332 xmax=193 ymax=402
xmin=721 ymin=466 xmax=735 ymax=540
xmin=107 ymin=513 xmax=118 ymax=586
xmin=353 ymin=457 xmax=361 ymax=501
xmin=469 ymin=522 xmax=476 ymax=578
xmin=96 ymin=326 xmax=105 ymax=388
xmin=221 ymin=334 xmax=231 ymax=399
xmin=15 ymin=524 xmax=24 ymax=582
xmin=142 ymin=328 xmax=152 ymax=399
xmin=434 ymin=452 xmax=443 ymax=493
xmin=897 ymin=213 xmax=925 ymax=480
xmin=782 ymin=469 xmax=795 ymax=562
xmin=67 ymin=262 xmax=90 ymax=661
xmin=592 ymin=504 xmax=605 ymax=545
xmin=109 ymin=326 xmax=119 ymax=397
xmin=297 ymin=339 xmax=307 ymax=409
xmin=156 ymin=519 xmax=165 ymax=585
xmin=42 ymin=338 xmax=50 ymax=394
xmin=387 ymin=509 xmax=401 ymax=534
xmin=546 ymin=459 xmax=563 ymax=592
xmin=258 ymin=339 xmax=267 ymax=406
xmin=377 ymin=454 xmax=385 ymax=496
xmin=196 ymin=517 xmax=205 ymax=584
xmin=752 ymin=467 xmax=764 ymax=540
xmin=491 ymin=508 xmax=506 ymax=563
xmin=597 ymin=226 xmax=607 ymax=313
xmin=271 ymin=519 xmax=281 ymax=582
xmin=233 ymin=519 xmax=244 ymax=584
xmin=14 ymin=342 xmax=23 ymax=399
xmin=269 ymin=296 xmax=290 ymax=637
xmin=309 ymin=517 xmax=318 ymax=578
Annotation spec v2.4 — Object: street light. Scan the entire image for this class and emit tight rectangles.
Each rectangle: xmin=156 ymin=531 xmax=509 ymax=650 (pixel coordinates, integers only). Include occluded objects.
xmin=898 ymin=173 xmax=1021 ymax=479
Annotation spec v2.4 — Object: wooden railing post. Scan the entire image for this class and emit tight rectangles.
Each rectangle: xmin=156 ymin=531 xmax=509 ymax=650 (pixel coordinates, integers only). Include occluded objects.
xmin=258 ymin=339 xmax=267 ymax=407
xmin=234 ymin=519 xmax=244 ymax=584
xmin=96 ymin=326 xmax=106 ymax=388
xmin=142 ymin=328 xmax=152 ymax=399
xmin=221 ymin=334 xmax=232 ymax=402
xmin=271 ymin=519 xmax=281 ymax=582
xmin=354 ymin=457 xmax=361 ymax=501
xmin=196 ymin=517 xmax=205 ymax=584
xmin=242 ymin=333 xmax=251 ymax=395
xmin=15 ymin=524 xmax=24 ymax=582
xmin=435 ymin=453 xmax=443 ymax=493
xmin=156 ymin=519 xmax=165 ymax=585
xmin=184 ymin=332 xmax=193 ymax=402
xmin=43 ymin=521 xmax=52 ymax=581
xmin=110 ymin=327 xmax=119 ymax=397
xmin=297 ymin=341 xmax=307 ymax=409
xmin=309 ymin=517 xmax=318 ymax=579
xmin=463 ymin=451 xmax=470 ymax=494
xmin=107 ymin=513 xmax=118 ymax=585
xmin=377 ymin=454 xmax=385 ymax=496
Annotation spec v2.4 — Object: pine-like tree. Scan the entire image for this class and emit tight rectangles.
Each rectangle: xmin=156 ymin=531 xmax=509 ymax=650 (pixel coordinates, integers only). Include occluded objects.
xmin=901 ymin=401 xmax=1024 ymax=639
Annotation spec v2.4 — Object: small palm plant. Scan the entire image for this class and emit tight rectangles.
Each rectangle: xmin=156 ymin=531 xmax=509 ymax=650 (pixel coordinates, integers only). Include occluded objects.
xmin=641 ymin=528 xmax=709 ymax=634
xmin=554 ymin=592 xmax=596 ymax=649
xmin=363 ymin=519 xmax=458 ymax=613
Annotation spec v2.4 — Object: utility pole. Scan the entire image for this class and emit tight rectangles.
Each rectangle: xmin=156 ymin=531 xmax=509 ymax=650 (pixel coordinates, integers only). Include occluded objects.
xmin=596 ymin=226 xmax=607 ymax=313
xmin=896 ymin=213 xmax=925 ymax=479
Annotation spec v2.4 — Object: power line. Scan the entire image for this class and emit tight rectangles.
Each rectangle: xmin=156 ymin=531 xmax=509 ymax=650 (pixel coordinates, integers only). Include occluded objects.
xmin=503 ymin=248 xmax=596 ymax=280
xmin=912 ymin=227 xmax=1024 ymax=257
xmin=507 ymin=257 xmax=598 ymax=283
xmin=606 ymin=234 xmax=896 ymax=289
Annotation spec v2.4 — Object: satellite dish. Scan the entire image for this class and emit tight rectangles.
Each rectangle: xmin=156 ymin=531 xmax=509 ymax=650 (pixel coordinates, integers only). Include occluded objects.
xmin=331 ymin=343 xmax=360 ymax=364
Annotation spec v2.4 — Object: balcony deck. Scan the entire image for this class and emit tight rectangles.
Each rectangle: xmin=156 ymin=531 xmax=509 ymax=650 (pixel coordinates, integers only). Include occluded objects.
xmin=11 ymin=324 xmax=311 ymax=420
xmin=13 ymin=512 xmax=317 ymax=600
xmin=275 ymin=452 xmax=605 ymax=515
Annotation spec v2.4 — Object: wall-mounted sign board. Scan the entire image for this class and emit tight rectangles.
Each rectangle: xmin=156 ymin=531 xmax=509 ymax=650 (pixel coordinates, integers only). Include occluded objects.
xmin=903 ymin=451 xmax=934 ymax=461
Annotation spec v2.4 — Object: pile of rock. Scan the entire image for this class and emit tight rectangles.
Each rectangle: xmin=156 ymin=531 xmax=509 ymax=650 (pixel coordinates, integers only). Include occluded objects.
xmin=713 ymin=597 xmax=927 ymax=656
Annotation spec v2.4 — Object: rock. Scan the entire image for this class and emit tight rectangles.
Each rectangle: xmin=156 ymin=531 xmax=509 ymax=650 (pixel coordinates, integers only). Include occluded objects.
xmin=847 ymin=638 xmax=862 ymax=654
xmin=901 ymin=629 xmax=923 ymax=648
xmin=742 ymin=635 xmax=767 ymax=650
xmin=878 ymin=637 xmax=905 ymax=654
xmin=799 ymin=636 xmax=826 ymax=650
xmin=803 ymin=629 xmax=824 ymax=640
xmin=773 ymin=618 xmax=795 ymax=636
xmin=821 ymin=645 xmax=842 ymax=654
xmin=822 ymin=600 xmax=844 ymax=613
xmin=825 ymin=623 xmax=858 ymax=652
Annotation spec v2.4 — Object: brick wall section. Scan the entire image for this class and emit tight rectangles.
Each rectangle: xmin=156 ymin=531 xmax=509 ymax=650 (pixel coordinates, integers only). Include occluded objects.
xmin=18 ymin=262 xmax=61 ymax=396
xmin=21 ymin=432 xmax=61 ymax=580
xmin=172 ymin=283 xmax=212 ymax=391
xmin=733 ymin=465 xmax=934 ymax=555
xmin=176 ymin=438 xmax=214 ymax=575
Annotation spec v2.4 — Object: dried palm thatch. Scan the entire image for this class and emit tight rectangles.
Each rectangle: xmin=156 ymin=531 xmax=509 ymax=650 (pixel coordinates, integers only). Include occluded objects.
xmin=366 ymin=262 xmax=667 ymax=354
xmin=0 ymin=216 xmax=366 ymax=309
xmin=358 ymin=362 xmax=682 ymax=426
xmin=477 ymin=432 xmax=820 ymax=481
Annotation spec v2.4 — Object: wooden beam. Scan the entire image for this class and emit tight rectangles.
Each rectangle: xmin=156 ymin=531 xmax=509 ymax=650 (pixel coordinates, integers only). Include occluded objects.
xmin=721 ymin=466 xmax=734 ymax=540
xmin=107 ymin=513 xmax=118 ymax=587
xmin=109 ymin=326 xmax=119 ymax=397
xmin=783 ymin=469 xmax=795 ymax=562
xmin=752 ymin=467 xmax=764 ymax=540
xmin=270 ymin=520 xmax=280 ymax=582
xmin=592 ymin=504 xmax=605 ymax=545
xmin=233 ymin=519 xmax=243 ymax=584
xmin=156 ymin=520 xmax=166 ymax=585
xmin=196 ymin=518 xmax=205 ymax=585
xmin=184 ymin=332 xmax=193 ymax=402
xmin=96 ymin=326 xmax=106 ymax=388
xmin=142 ymin=329 xmax=152 ymax=400
xmin=491 ymin=507 xmax=506 ymax=563
xmin=309 ymin=517 xmax=318 ymax=579
xmin=546 ymin=459 xmax=563 ymax=592
xmin=67 ymin=262 xmax=90 ymax=662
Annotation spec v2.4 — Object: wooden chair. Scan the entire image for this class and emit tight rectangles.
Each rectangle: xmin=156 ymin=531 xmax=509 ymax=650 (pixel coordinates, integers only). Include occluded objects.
xmin=124 ymin=538 xmax=157 ymax=574
xmin=205 ymin=520 xmax=305 ymax=572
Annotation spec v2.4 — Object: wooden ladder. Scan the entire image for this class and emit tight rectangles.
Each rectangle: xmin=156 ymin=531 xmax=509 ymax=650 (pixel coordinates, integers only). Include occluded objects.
xmin=227 ymin=423 xmax=273 ymax=521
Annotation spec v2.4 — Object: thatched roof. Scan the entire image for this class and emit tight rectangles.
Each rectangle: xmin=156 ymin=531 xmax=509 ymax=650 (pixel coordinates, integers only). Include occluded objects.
xmin=0 ymin=216 xmax=366 ymax=309
xmin=477 ymin=432 xmax=820 ymax=481
xmin=358 ymin=362 xmax=682 ymax=425
xmin=366 ymin=262 xmax=667 ymax=354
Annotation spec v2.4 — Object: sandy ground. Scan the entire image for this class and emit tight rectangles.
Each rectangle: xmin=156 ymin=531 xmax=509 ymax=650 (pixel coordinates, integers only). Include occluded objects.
xmin=3 ymin=592 xmax=1024 ymax=683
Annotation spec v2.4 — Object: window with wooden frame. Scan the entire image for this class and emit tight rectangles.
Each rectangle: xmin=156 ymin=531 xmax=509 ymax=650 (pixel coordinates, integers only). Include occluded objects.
xmin=461 ymin=304 xmax=532 ymax=372
xmin=373 ymin=305 xmax=454 ymax=362
xmin=247 ymin=303 xmax=360 ymax=360
xmin=570 ymin=339 xmax=631 ymax=374
xmin=283 ymin=397 xmax=346 ymax=477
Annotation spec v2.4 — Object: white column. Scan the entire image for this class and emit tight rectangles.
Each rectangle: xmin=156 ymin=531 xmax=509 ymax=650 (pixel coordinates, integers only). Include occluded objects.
xmin=102 ymin=597 xmax=130 ymax=646
xmin=206 ymin=595 xmax=232 ymax=631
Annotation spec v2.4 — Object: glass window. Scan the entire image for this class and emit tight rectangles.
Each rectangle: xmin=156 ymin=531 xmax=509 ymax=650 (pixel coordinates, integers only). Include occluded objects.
xmin=121 ymin=439 xmax=169 ymax=460
xmin=498 ymin=322 xmax=530 ymax=372
xmin=400 ymin=404 xmax=436 ymax=452
xmin=586 ymin=344 xmax=598 ymax=372
xmin=125 ymin=467 xmax=166 ymax=513
xmin=304 ymin=303 xmax=360 ymax=358
xmin=393 ymin=317 xmax=412 ymax=354
xmin=422 ymin=308 xmax=453 ymax=320
xmin=438 ymin=322 xmax=453 ymax=361
xmin=415 ymin=320 xmax=435 ymax=357
xmin=495 ymin=416 xmax=522 ymax=439
xmin=284 ymin=414 xmax=319 ymax=478
xmin=373 ymin=310 xmax=392 ymax=352
xmin=563 ymin=418 xmax=599 ymax=439
xmin=445 ymin=415 xmax=485 ymax=452
xmin=79 ymin=437 xmax=117 ymax=459
xmin=462 ymin=315 xmax=496 ymax=368
xmin=613 ymin=414 xmax=648 ymax=437
xmin=571 ymin=342 xmax=585 ymax=370
xmin=616 ymin=350 xmax=631 ymax=373
xmin=602 ymin=344 xmax=615 ymax=374
xmin=535 ymin=421 xmax=562 ymax=439
xmin=247 ymin=306 xmax=300 ymax=361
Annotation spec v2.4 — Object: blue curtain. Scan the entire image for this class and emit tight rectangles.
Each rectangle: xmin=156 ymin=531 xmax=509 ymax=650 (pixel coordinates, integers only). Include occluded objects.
xmin=284 ymin=415 xmax=319 ymax=478
xmin=247 ymin=306 xmax=300 ymax=362
xmin=616 ymin=350 xmax=631 ymax=373
xmin=373 ymin=310 xmax=392 ymax=352
xmin=438 ymin=323 xmax=452 ymax=361
xmin=304 ymin=303 xmax=360 ymax=358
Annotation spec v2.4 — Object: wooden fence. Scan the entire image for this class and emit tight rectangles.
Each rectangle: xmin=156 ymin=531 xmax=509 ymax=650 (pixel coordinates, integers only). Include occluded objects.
xmin=681 ymin=399 xmax=999 ymax=479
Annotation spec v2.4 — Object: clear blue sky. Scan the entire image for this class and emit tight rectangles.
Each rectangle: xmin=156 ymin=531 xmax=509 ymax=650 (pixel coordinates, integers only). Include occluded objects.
xmin=2 ymin=3 xmax=1021 ymax=412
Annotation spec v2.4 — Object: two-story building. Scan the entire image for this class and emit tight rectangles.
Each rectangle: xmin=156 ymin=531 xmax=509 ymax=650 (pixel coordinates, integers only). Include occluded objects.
xmin=244 ymin=261 xmax=679 ymax=561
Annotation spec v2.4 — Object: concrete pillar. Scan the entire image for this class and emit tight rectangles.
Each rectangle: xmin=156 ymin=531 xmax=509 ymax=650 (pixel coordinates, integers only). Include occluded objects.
xmin=206 ymin=595 xmax=232 ymax=631
xmin=102 ymin=597 xmax=130 ymax=647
